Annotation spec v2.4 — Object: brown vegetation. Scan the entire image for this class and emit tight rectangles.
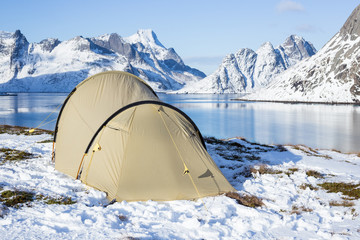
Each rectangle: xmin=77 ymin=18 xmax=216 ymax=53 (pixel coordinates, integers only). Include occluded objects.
xmin=0 ymin=125 xmax=53 ymax=136
xmin=0 ymin=148 xmax=37 ymax=164
xmin=250 ymin=165 xmax=283 ymax=175
xmin=299 ymin=183 xmax=319 ymax=191
xmin=225 ymin=192 xmax=264 ymax=208
xmin=318 ymin=182 xmax=360 ymax=199
xmin=306 ymin=170 xmax=324 ymax=179
xmin=0 ymin=190 xmax=35 ymax=208
xmin=329 ymin=200 xmax=355 ymax=207
xmin=36 ymin=194 xmax=76 ymax=205
xmin=291 ymin=205 xmax=313 ymax=215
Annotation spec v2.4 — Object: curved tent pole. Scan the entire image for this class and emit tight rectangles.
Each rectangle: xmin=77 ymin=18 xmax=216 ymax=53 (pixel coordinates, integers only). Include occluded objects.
xmin=53 ymin=88 xmax=77 ymax=142
xmin=84 ymin=100 xmax=207 ymax=155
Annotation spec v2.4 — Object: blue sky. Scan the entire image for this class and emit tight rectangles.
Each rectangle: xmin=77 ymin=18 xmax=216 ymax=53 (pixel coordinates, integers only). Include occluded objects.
xmin=1 ymin=0 xmax=359 ymax=74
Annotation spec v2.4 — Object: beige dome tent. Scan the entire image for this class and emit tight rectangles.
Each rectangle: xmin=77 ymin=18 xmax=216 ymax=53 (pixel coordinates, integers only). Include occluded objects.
xmin=54 ymin=71 xmax=235 ymax=202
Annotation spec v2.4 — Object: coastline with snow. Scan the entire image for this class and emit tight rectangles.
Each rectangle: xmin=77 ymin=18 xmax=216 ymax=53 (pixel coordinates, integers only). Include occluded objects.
xmin=0 ymin=125 xmax=359 ymax=239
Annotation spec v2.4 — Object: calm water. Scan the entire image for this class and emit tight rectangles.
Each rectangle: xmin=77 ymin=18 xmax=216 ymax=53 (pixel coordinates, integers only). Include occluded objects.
xmin=0 ymin=93 xmax=359 ymax=153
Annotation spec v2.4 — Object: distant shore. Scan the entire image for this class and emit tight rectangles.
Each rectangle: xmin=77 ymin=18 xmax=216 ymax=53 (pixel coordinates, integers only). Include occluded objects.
xmin=232 ymin=98 xmax=360 ymax=106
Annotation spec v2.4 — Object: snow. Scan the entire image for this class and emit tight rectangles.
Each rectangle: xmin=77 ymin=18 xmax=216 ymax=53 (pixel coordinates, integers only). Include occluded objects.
xmin=0 ymin=132 xmax=359 ymax=239
xmin=243 ymin=13 xmax=360 ymax=103
xmin=178 ymin=35 xmax=316 ymax=94
xmin=124 ymin=29 xmax=165 ymax=49
xmin=0 ymin=30 xmax=205 ymax=93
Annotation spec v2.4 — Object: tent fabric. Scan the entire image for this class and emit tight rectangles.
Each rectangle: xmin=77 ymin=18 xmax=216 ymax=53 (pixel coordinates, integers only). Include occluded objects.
xmin=54 ymin=71 xmax=159 ymax=178
xmin=54 ymin=71 xmax=235 ymax=201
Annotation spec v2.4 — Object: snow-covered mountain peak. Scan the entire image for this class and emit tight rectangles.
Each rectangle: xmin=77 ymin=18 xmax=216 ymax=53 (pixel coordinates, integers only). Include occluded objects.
xmin=0 ymin=29 xmax=205 ymax=92
xmin=286 ymin=35 xmax=315 ymax=54
xmin=124 ymin=29 xmax=165 ymax=49
xmin=38 ymin=38 xmax=61 ymax=52
xmin=236 ymin=48 xmax=255 ymax=56
xmin=13 ymin=30 xmax=25 ymax=39
xmin=0 ymin=31 xmax=13 ymax=39
xmin=63 ymin=36 xmax=92 ymax=52
xmin=243 ymin=4 xmax=360 ymax=103
xmin=256 ymin=41 xmax=275 ymax=54
xmin=222 ymin=53 xmax=236 ymax=63
xmin=179 ymin=35 xmax=316 ymax=93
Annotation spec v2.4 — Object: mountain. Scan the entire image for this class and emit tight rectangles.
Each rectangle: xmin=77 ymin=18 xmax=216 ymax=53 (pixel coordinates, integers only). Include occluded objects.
xmin=243 ymin=4 xmax=360 ymax=103
xmin=0 ymin=29 xmax=205 ymax=92
xmin=178 ymin=35 xmax=316 ymax=93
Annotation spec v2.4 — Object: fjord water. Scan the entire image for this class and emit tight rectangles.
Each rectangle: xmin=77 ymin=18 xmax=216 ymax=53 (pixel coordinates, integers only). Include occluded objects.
xmin=0 ymin=93 xmax=359 ymax=153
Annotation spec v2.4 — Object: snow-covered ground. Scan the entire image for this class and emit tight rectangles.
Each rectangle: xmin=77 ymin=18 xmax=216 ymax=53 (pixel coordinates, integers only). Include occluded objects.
xmin=0 ymin=132 xmax=359 ymax=239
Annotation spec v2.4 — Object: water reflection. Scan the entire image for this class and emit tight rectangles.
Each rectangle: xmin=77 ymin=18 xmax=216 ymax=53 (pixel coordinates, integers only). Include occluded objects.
xmin=0 ymin=93 xmax=67 ymax=129
xmin=0 ymin=93 xmax=359 ymax=153
xmin=159 ymin=94 xmax=360 ymax=153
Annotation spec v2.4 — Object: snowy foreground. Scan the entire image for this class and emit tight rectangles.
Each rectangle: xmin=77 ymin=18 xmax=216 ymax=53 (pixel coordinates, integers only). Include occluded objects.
xmin=0 ymin=132 xmax=360 ymax=239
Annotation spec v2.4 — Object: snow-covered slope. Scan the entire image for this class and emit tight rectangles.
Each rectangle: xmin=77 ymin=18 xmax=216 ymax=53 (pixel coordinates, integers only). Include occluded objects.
xmin=179 ymin=35 xmax=316 ymax=93
xmin=0 ymin=29 xmax=205 ymax=92
xmin=244 ymin=4 xmax=360 ymax=103
xmin=1 ymin=131 xmax=360 ymax=239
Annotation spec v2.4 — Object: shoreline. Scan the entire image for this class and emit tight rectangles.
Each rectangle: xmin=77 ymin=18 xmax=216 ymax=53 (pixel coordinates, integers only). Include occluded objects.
xmin=1 ymin=124 xmax=358 ymax=155
xmin=232 ymin=98 xmax=360 ymax=106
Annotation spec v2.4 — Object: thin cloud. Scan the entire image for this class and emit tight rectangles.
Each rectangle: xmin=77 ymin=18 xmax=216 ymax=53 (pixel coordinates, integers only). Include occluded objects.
xmin=276 ymin=0 xmax=305 ymax=13
xmin=296 ymin=24 xmax=318 ymax=33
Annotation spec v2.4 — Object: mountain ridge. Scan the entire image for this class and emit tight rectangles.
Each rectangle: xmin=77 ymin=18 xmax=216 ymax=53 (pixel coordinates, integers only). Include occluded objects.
xmin=243 ymin=4 xmax=360 ymax=103
xmin=177 ymin=35 xmax=316 ymax=93
xmin=0 ymin=29 xmax=205 ymax=92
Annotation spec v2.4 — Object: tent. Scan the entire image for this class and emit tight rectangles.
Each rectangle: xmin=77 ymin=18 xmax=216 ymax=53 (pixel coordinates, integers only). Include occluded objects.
xmin=54 ymin=71 xmax=235 ymax=201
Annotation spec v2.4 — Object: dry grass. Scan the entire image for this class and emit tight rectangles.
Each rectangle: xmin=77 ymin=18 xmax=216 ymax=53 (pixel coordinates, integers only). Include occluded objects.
xmin=290 ymin=145 xmax=332 ymax=159
xmin=331 ymin=149 xmax=342 ymax=153
xmin=225 ymin=192 xmax=264 ymax=208
xmin=0 ymin=125 xmax=53 ymax=136
xmin=118 ymin=215 xmax=128 ymax=221
xmin=299 ymin=183 xmax=319 ymax=191
xmin=36 ymin=194 xmax=76 ymax=205
xmin=287 ymin=168 xmax=299 ymax=173
xmin=329 ymin=200 xmax=355 ymax=207
xmin=0 ymin=189 xmax=76 ymax=209
xmin=285 ymin=168 xmax=299 ymax=176
xmin=0 ymin=190 xmax=35 ymax=208
xmin=274 ymin=145 xmax=287 ymax=152
xmin=120 ymin=237 xmax=140 ymax=240
xmin=351 ymin=208 xmax=359 ymax=218
xmin=250 ymin=165 xmax=283 ymax=175
xmin=37 ymin=139 xmax=53 ymax=144
xmin=291 ymin=205 xmax=313 ymax=215
xmin=0 ymin=148 xmax=37 ymax=164
xmin=306 ymin=170 xmax=324 ymax=179
xmin=318 ymin=182 xmax=360 ymax=199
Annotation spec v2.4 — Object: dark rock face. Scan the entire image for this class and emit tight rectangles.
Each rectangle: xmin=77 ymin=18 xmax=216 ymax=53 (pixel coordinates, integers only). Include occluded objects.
xmin=10 ymin=30 xmax=29 ymax=77
xmin=39 ymin=38 xmax=61 ymax=52
xmin=109 ymin=33 xmax=137 ymax=59
xmin=277 ymin=35 xmax=317 ymax=67
xmin=92 ymin=33 xmax=138 ymax=59
xmin=340 ymin=4 xmax=360 ymax=36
